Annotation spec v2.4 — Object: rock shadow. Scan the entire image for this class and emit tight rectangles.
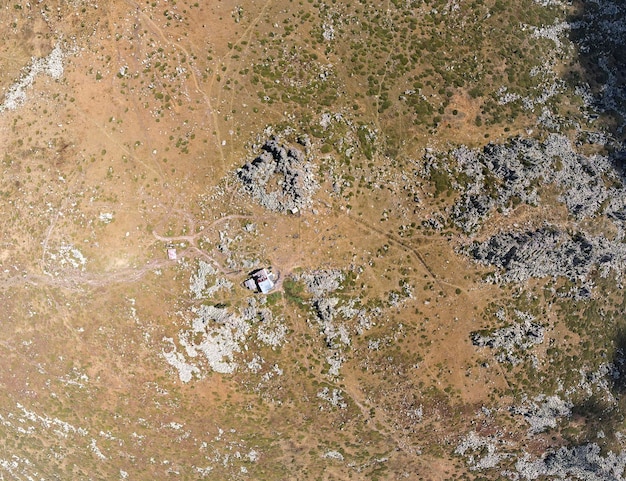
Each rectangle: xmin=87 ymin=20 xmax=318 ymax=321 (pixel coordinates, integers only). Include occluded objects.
xmin=566 ymin=328 xmax=626 ymax=446
xmin=567 ymin=0 xmax=626 ymax=142
xmin=611 ymin=328 xmax=626 ymax=395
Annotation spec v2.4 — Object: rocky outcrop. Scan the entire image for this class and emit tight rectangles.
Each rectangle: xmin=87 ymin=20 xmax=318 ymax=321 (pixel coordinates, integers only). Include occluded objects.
xmin=464 ymin=227 xmax=626 ymax=284
xmin=510 ymin=395 xmax=572 ymax=435
xmin=514 ymin=443 xmax=626 ymax=481
xmin=449 ymin=134 xmax=626 ymax=233
xmin=451 ymin=138 xmax=544 ymax=233
xmin=569 ymin=0 xmax=626 ymax=134
xmin=471 ymin=317 xmax=544 ymax=365
xmin=237 ymin=139 xmax=318 ymax=213
xmin=298 ymin=269 xmax=344 ymax=297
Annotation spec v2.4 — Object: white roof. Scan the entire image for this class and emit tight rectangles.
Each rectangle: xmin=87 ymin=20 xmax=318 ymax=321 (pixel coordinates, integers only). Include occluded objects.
xmin=246 ymin=268 xmax=275 ymax=293
xmin=257 ymin=278 xmax=274 ymax=294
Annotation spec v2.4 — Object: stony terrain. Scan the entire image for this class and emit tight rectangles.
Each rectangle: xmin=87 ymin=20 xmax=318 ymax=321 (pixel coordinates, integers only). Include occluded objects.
xmin=1 ymin=0 xmax=626 ymax=479
xmin=237 ymin=138 xmax=317 ymax=213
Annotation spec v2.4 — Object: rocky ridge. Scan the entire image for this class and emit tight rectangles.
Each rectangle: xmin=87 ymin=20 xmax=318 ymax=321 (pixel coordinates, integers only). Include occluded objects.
xmin=437 ymin=133 xmax=626 ymax=288
xmin=448 ymin=134 xmax=626 ymax=234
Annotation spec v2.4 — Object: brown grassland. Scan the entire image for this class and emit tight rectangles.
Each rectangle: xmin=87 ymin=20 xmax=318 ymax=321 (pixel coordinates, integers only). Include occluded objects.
xmin=0 ymin=0 xmax=623 ymax=479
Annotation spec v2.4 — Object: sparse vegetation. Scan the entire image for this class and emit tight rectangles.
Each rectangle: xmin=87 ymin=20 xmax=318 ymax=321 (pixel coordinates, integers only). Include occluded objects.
xmin=0 ymin=0 xmax=625 ymax=478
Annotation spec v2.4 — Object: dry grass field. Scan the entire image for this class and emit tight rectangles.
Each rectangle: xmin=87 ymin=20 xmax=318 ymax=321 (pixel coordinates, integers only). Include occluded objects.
xmin=1 ymin=0 xmax=625 ymax=479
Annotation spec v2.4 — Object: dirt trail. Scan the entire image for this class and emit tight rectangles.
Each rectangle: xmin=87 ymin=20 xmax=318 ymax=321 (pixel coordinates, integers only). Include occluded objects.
xmin=151 ymin=213 xmax=256 ymax=245
xmin=340 ymin=210 xmax=449 ymax=294
xmin=124 ymin=0 xmax=226 ymax=170
xmin=342 ymin=365 xmax=422 ymax=456
xmin=0 ymin=257 xmax=172 ymax=291
xmin=221 ymin=0 xmax=273 ymax=118
xmin=1 ymin=238 xmax=244 ymax=292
